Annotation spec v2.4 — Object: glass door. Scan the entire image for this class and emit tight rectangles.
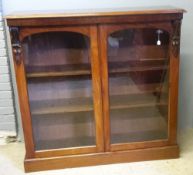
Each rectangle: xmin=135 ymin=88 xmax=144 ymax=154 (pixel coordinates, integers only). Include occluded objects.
xmin=20 ymin=27 xmax=103 ymax=156
xmin=100 ymin=24 xmax=171 ymax=151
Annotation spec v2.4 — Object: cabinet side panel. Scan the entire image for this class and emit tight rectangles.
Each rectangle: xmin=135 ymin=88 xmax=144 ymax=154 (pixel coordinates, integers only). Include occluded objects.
xmin=168 ymin=20 xmax=181 ymax=144
xmin=10 ymin=28 xmax=35 ymax=158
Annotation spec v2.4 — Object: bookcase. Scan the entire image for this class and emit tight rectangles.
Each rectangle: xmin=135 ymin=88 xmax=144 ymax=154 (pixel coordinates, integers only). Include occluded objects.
xmin=6 ymin=7 xmax=185 ymax=172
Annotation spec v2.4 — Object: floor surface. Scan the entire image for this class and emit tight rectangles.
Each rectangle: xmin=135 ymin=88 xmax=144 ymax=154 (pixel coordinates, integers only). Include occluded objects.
xmin=0 ymin=129 xmax=193 ymax=175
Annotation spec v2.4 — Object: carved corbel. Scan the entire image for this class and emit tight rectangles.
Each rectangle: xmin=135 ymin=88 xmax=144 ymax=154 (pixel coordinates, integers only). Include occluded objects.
xmin=10 ymin=27 xmax=22 ymax=65
xmin=171 ymin=20 xmax=181 ymax=58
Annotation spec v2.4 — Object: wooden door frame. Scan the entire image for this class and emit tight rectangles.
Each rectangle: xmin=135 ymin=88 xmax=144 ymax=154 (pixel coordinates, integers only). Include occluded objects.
xmin=10 ymin=25 xmax=104 ymax=158
xmin=99 ymin=22 xmax=179 ymax=152
xmin=168 ymin=20 xmax=181 ymax=145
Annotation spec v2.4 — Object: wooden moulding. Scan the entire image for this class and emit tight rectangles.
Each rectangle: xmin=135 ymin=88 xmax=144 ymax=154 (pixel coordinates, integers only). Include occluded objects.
xmin=24 ymin=145 xmax=179 ymax=172
xmin=5 ymin=7 xmax=185 ymax=19
xmin=6 ymin=13 xmax=183 ymax=27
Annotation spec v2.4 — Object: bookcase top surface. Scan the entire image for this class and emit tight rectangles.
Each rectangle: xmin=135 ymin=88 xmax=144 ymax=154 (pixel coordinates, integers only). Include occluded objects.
xmin=5 ymin=6 xmax=185 ymax=19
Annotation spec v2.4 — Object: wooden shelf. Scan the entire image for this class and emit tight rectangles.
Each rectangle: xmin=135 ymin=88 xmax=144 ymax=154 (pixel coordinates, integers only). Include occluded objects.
xmin=30 ymin=97 xmax=93 ymax=115
xmin=139 ymin=58 xmax=167 ymax=61
xmin=110 ymin=94 xmax=167 ymax=110
xmin=110 ymin=106 xmax=167 ymax=120
xmin=111 ymin=113 xmax=168 ymax=144
xmin=111 ymin=58 xmax=168 ymax=67
xmin=111 ymin=130 xmax=167 ymax=144
xmin=110 ymin=65 xmax=168 ymax=74
xmin=26 ymin=64 xmax=91 ymax=78
xmin=108 ymin=58 xmax=167 ymax=64
xmin=110 ymin=83 xmax=168 ymax=95
xmin=108 ymin=61 xmax=168 ymax=74
xmin=30 ymin=93 xmax=167 ymax=116
xmin=35 ymin=136 xmax=95 ymax=150
xmin=26 ymin=61 xmax=168 ymax=78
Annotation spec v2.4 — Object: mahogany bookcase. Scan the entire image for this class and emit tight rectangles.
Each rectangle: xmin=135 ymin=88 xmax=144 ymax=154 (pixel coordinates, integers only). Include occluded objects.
xmin=6 ymin=7 xmax=185 ymax=172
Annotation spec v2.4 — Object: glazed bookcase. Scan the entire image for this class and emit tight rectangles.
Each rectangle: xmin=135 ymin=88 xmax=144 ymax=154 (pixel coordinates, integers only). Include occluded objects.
xmin=6 ymin=7 xmax=185 ymax=172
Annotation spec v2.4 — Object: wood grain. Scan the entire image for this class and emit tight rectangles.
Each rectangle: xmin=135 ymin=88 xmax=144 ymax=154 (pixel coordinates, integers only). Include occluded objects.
xmin=5 ymin=6 xmax=185 ymax=19
xmin=90 ymin=26 xmax=104 ymax=152
xmin=12 ymin=46 xmax=35 ymax=158
xmin=25 ymin=145 xmax=179 ymax=172
xmin=6 ymin=14 xmax=184 ymax=27
xmin=20 ymin=26 xmax=90 ymax=40
xmin=35 ymin=146 xmax=97 ymax=158
xmin=7 ymin=8 xmax=183 ymax=172
xmin=99 ymin=25 xmax=111 ymax=152
xmin=168 ymin=20 xmax=181 ymax=145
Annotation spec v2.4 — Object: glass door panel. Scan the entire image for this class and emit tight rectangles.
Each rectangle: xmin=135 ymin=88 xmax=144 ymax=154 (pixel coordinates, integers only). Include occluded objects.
xmin=22 ymin=32 xmax=95 ymax=150
xmin=107 ymin=28 xmax=169 ymax=144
